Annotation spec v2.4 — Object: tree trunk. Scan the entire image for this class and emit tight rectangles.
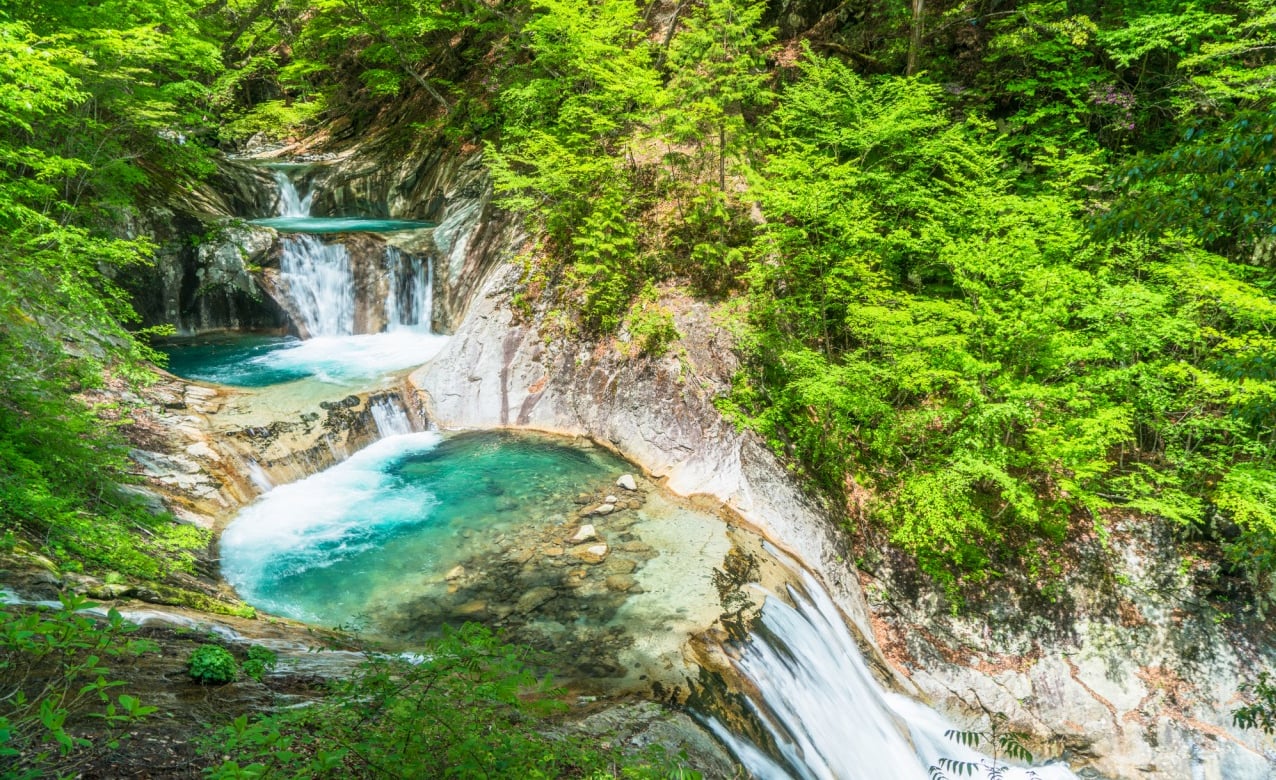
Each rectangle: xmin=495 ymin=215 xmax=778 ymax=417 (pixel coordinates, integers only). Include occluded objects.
xmin=907 ymin=0 xmax=924 ymax=76
xmin=719 ymin=122 xmax=727 ymax=192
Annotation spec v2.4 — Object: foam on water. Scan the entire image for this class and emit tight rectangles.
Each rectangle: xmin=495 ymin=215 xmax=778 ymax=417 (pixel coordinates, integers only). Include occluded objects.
xmin=710 ymin=565 xmax=1079 ymax=780
xmin=259 ymin=329 xmax=451 ymax=384
xmin=220 ymin=432 xmax=445 ymax=622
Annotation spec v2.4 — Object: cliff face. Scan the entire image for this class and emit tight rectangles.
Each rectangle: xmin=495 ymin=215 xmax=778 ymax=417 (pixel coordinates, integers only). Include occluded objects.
xmin=409 ymin=263 xmax=1276 ymax=778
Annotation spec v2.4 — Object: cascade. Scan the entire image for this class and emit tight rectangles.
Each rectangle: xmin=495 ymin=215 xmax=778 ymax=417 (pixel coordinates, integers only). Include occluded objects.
xmin=384 ymin=247 xmax=434 ymax=331
xmin=274 ymin=169 xmax=314 ymax=217
xmin=709 ymin=564 xmax=1078 ymax=780
xmin=369 ymin=395 xmax=417 ymax=437
xmin=279 ymin=233 xmax=355 ymax=337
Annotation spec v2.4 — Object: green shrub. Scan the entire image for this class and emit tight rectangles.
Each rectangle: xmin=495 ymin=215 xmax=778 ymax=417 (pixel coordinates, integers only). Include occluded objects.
xmin=188 ymin=644 xmax=237 ymax=685
xmin=202 ymin=624 xmax=695 ymax=779
xmin=0 ymin=594 xmax=157 ymax=778
xmin=624 ymin=283 xmax=681 ymax=358
xmin=240 ymin=646 xmax=278 ymax=682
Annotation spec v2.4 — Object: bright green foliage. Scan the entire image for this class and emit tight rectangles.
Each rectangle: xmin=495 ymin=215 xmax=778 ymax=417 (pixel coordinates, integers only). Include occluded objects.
xmin=624 ymin=282 xmax=681 ymax=358
xmin=929 ymin=712 xmax=1034 ymax=780
xmin=662 ymin=0 xmax=774 ymax=190
xmin=1235 ymin=671 xmax=1276 ymax=734
xmin=730 ymin=51 xmax=1276 ymax=592
xmin=0 ymin=5 xmax=216 ymax=578
xmin=487 ymin=0 xmax=662 ymax=331
xmin=1 ymin=594 xmax=157 ymax=779
xmin=188 ymin=644 xmax=238 ymax=685
xmin=240 ymin=645 xmax=278 ymax=682
xmin=203 ymin=624 xmax=696 ymax=779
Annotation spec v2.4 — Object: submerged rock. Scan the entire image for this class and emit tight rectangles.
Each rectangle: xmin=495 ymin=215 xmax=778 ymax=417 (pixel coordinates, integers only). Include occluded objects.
xmin=571 ymin=524 xmax=598 ymax=543
xmin=570 ymin=543 xmax=610 ymax=564
xmin=516 ymin=587 xmax=557 ymax=614
xmin=616 ymin=474 xmax=637 ymax=491
xmin=605 ymin=575 xmax=636 ymax=592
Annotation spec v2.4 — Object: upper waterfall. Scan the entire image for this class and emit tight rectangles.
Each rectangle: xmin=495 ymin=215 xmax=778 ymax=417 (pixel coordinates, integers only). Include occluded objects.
xmin=274 ymin=169 xmax=314 ymax=217
xmin=280 ymin=234 xmax=356 ymax=338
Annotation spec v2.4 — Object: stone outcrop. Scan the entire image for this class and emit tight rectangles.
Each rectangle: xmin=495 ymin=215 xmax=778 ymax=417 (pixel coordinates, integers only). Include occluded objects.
xmin=409 ymin=264 xmax=877 ymax=658
xmin=116 ymin=374 xmax=425 ymax=530
xmin=410 ymin=260 xmax=1276 ymax=778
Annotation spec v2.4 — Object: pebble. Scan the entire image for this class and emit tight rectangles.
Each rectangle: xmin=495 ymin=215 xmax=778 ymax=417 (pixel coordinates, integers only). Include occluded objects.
xmin=570 ymin=543 xmax=610 ymax=564
xmin=605 ymin=575 xmax=637 ymax=592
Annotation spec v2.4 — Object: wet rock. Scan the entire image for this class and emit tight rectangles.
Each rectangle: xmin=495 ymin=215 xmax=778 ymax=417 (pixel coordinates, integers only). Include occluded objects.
xmin=574 ymin=493 xmax=592 ymax=505
xmin=605 ymin=575 xmax=636 ymax=592
xmin=544 ymin=546 xmax=564 ymax=557
xmin=605 ymin=495 xmax=618 ymax=504
xmin=587 ymin=503 xmax=616 ymax=516
xmin=516 ymin=587 xmax=557 ymax=613
xmin=455 ymin=600 xmax=486 ymax=616
xmin=617 ymin=540 xmax=654 ymax=554
xmin=185 ymin=442 xmax=222 ymax=461
xmin=616 ymin=474 xmax=637 ymax=491
xmin=604 ymin=557 xmax=638 ymax=575
xmin=571 ymin=543 xmax=610 ymax=564
xmin=571 ymin=524 xmax=599 ymax=543
xmin=445 ymin=565 xmax=465 ymax=581
xmin=609 ymin=514 xmax=640 ymax=531
xmin=508 ymin=548 xmax=535 ymax=564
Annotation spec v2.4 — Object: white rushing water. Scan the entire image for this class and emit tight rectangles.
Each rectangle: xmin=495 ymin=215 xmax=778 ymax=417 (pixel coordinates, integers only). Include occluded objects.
xmin=274 ymin=169 xmax=314 ymax=217
xmin=246 ymin=169 xmax=449 ymax=384
xmin=219 ymin=432 xmax=445 ymax=621
xmin=385 ymin=247 xmax=434 ymax=331
xmin=712 ymin=566 xmax=1079 ymax=780
xmin=370 ymin=395 xmax=417 ymax=437
xmin=280 ymin=233 xmax=356 ymax=337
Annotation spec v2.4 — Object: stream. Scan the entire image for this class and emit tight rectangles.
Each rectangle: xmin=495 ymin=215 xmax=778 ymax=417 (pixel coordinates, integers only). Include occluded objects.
xmin=172 ymin=164 xmax=1080 ymax=779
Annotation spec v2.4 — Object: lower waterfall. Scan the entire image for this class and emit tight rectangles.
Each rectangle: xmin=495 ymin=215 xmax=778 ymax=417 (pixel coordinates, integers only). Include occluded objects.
xmin=710 ymin=565 xmax=1078 ymax=780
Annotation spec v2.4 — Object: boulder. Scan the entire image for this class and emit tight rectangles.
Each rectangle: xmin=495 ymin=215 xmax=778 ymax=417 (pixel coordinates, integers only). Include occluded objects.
xmin=515 ymin=587 xmax=557 ymax=613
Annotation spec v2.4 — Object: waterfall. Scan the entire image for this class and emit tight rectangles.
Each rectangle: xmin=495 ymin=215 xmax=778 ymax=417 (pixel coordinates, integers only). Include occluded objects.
xmin=279 ymin=234 xmax=355 ymax=337
xmin=274 ymin=169 xmax=313 ymax=217
xmin=369 ymin=395 xmax=416 ymax=437
xmin=710 ymin=566 xmax=1078 ymax=780
xmin=384 ymin=248 xmax=434 ymax=332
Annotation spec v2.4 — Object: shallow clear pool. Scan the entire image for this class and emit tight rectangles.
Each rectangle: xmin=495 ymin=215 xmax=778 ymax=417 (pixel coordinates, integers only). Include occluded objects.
xmin=159 ymin=329 xmax=449 ymax=387
xmin=250 ymin=216 xmax=435 ymax=233
xmin=219 ymin=430 xmax=736 ymax=689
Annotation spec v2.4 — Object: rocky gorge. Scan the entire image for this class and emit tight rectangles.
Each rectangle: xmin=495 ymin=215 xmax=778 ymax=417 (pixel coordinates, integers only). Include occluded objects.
xmin=6 ymin=129 xmax=1270 ymax=779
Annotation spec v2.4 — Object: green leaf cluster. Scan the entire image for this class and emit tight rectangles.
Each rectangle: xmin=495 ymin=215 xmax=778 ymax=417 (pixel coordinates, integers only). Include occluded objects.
xmin=1 ymin=594 xmax=157 ymax=779
xmin=203 ymin=623 xmax=696 ymax=779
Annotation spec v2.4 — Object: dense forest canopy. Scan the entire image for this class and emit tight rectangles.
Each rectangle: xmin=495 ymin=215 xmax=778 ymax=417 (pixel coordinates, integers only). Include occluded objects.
xmin=3 ymin=0 xmax=1276 ymax=603
xmin=3 ymin=0 xmax=1276 ymax=773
